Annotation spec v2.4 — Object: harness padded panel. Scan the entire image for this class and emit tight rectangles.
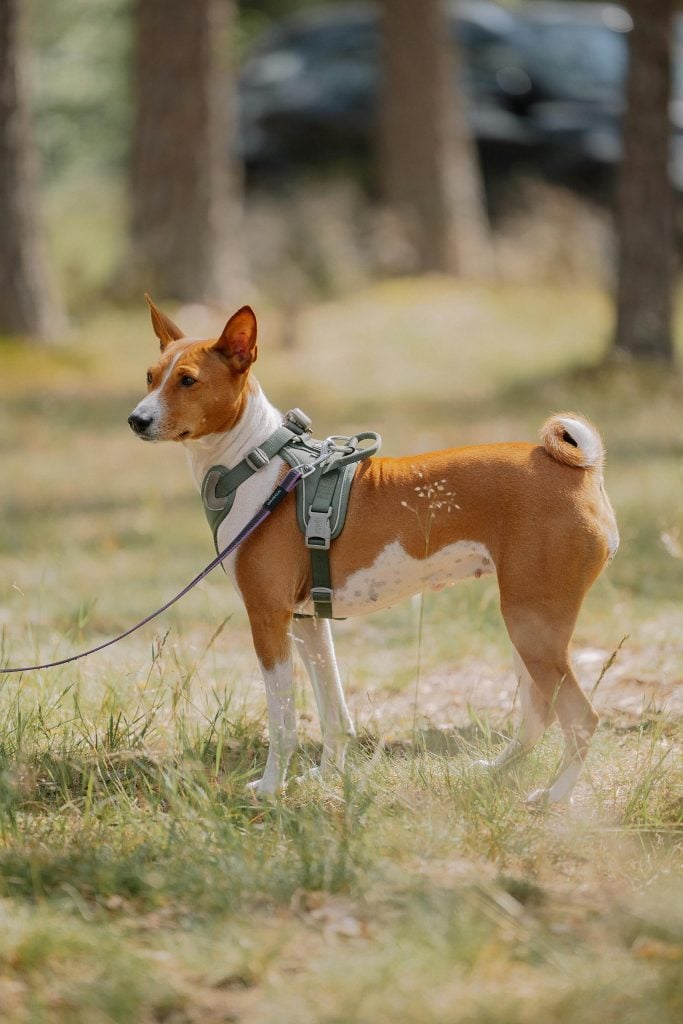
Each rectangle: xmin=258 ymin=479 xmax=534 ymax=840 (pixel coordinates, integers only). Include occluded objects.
xmin=280 ymin=445 xmax=358 ymax=542
xmin=201 ymin=419 xmax=380 ymax=619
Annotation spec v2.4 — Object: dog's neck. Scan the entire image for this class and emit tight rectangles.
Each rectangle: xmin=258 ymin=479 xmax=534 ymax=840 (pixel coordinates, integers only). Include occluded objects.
xmin=182 ymin=377 xmax=282 ymax=489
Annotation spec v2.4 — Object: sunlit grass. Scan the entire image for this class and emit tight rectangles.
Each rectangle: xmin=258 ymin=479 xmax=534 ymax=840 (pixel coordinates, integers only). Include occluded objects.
xmin=0 ymin=674 xmax=680 ymax=1022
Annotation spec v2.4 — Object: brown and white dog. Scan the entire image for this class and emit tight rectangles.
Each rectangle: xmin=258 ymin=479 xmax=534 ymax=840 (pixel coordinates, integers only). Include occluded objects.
xmin=129 ymin=299 xmax=619 ymax=803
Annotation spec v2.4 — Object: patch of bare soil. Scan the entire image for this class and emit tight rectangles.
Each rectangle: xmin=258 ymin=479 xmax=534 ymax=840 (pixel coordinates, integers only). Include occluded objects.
xmin=345 ymin=643 xmax=682 ymax=740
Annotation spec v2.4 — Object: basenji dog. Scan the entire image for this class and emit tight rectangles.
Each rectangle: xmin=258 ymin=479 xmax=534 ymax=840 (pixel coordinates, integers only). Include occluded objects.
xmin=129 ymin=299 xmax=619 ymax=804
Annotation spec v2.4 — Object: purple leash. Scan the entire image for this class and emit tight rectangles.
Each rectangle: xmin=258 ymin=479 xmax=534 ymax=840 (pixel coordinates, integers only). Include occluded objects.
xmin=0 ymin=467 xmax=303 ymax=676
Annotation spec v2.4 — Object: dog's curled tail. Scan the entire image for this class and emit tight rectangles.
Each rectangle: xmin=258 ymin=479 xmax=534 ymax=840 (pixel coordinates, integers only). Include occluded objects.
xmin=540 ymin=412 xmax=604 ymax=470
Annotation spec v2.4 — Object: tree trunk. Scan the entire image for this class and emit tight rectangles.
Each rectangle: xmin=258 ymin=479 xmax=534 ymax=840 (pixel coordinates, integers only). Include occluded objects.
xmin=377 ymin=0 xmax=491 ymax=276
xmin=0 ymin=0 xmax=64 ymax=339
xmin=613 ymin=0 xmax=675 ymax=362
xmin=130 ymin=0 xmax=244 ymax=303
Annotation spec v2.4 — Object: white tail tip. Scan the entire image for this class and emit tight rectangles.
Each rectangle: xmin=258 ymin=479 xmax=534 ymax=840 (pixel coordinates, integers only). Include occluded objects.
xmin=540 ymin=413 xmax=604 ymax=469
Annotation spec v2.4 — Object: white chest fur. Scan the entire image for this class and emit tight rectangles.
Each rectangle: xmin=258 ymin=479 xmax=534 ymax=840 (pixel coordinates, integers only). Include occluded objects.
xmin=214 ymin=458 xmax=284 ymax=588
xmin=183 ymin=384 xmax=284 ymax=593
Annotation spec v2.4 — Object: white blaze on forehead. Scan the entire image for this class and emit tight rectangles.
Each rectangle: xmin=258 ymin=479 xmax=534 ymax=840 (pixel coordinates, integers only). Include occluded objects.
xmin=159 ymin=350 xmax=184 ymax=386
xmin=131 ymin=351 xmax=184 ymax=423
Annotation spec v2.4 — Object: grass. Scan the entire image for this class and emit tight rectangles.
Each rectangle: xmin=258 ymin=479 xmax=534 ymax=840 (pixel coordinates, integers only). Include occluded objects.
xmin=0 ymin=278 xmax=682 ymax=1022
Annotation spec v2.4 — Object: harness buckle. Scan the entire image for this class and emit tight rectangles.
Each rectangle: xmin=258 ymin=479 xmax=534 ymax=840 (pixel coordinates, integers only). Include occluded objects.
xmin=285 ymin=408 xmax=313 ymax=435
xmin=245 ymin=447 xmax=269 ymax=471
xmin=305 ymin=508 xmax=332 ymax=550
xmin=310 ymin=586 xmax=334 ymax=607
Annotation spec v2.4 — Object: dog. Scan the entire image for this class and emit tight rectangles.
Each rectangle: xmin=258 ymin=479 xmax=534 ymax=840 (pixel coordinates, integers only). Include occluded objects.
xmin=128 ymin=298 xmax=619 ymax=803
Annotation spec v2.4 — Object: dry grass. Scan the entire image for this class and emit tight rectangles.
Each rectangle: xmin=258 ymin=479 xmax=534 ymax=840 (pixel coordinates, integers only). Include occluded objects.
xmin=0 ymin=279 xmax=681 ymax=1022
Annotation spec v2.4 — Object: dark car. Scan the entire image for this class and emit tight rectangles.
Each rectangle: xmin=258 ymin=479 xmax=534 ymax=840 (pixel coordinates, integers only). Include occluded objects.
xmin=509 ymin=2 xmax=631 ymax=182
xmin=238 ymin=0 xmax=682 ymax=191
xmin=512 ymin=3 xmax=683 ymax=188
xmin=238 ymin=1 xmax=538 ymax=175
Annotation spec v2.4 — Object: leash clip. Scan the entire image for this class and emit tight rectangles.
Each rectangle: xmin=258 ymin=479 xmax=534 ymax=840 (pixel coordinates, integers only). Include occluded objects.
xmin=297 ymin=437 xmax=337 ymax=478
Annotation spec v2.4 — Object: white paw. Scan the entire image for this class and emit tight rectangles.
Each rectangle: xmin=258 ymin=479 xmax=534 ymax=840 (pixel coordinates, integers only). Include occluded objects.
xmin=526 ymin=787 xmax=574 ymax=810
xmin=246 ymin=777 xmax=280 ymax=798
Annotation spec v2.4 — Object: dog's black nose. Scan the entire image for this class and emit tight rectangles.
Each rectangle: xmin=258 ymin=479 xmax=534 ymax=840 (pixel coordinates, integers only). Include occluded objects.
xmin=128 ymin=412 xmax=153 ymax=435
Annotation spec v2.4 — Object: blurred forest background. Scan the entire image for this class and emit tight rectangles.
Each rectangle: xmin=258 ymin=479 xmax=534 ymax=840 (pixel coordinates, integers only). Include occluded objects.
xmin=0 ymin=0 xmax=680 ymax=362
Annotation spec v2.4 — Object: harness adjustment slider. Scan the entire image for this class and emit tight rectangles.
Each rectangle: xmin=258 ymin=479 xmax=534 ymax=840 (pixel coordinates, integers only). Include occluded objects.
xmin=245 ymin=447 xmax=269 ymax=471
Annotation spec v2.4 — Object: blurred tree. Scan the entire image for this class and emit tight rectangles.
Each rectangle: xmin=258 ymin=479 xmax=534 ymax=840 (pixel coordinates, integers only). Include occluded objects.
xmin=377 ymin=0 xmax=491 ymax=276
xmin=130 ymin=0 xmax=244 ymax=302
xmin=29 ymin=0 xmax=131 ymax=184
xmin=613 ymin=0 xmax=675 ymax=362
xmin=0 ymin=0 xmax=64 ymax=338
xmin=237 ymin=0 xmax=328 ymax=48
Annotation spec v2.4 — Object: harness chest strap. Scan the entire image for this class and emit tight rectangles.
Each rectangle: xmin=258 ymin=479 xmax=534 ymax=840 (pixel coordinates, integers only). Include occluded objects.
xmin=201 ymin=413 xmax=312 ymax=538
xmin=200 ymin=410 xmax=381 ymax=619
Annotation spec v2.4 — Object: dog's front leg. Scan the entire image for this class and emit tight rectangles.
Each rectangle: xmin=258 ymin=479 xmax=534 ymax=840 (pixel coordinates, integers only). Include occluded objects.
xmin=292 ymin=616 xmax=355 ymax=777
xmin=247 ymin=609 xmax=297 ymax=795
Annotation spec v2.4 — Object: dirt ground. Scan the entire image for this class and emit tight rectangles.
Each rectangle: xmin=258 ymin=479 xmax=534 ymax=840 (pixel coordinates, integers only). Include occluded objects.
xmin=341 ymin=637 xmax=683 ymax=740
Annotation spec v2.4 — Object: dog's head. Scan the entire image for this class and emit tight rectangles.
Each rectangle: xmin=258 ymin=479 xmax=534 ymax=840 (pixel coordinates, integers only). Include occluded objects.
xmin=128 ymin=296 xmax=258 ymax=443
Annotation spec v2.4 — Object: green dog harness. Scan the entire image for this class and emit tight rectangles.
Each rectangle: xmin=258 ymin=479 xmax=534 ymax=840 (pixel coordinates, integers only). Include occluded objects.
xmin=200 ymin=409 xmax=381 ymax=618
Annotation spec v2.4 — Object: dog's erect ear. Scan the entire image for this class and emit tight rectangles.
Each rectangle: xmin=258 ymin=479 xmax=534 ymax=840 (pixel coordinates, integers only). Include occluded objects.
xmin=145 ymin=294 xmax=184 ymax=350
xmin=213 ymin=306 xmax=258 ymax=373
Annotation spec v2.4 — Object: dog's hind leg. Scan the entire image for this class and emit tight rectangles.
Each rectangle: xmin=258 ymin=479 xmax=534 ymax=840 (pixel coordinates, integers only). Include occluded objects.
xmin=500 ymin=597 xmax=598 ymax=806
xmin=476 ymin=647 xmax=555 ymax=770
xmin=292 ymin=616 xmax=355 ymax=777
xmin=528 ymin=668 xmax=598 ymax=806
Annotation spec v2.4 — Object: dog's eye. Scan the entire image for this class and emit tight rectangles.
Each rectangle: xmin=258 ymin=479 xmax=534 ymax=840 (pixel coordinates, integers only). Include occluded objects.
xmin=180 ymin=375 xmax=196 ymax=387
xmin=146 ymin=371 xmax=153 ymax=386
